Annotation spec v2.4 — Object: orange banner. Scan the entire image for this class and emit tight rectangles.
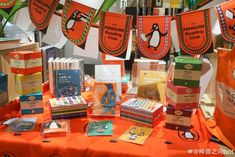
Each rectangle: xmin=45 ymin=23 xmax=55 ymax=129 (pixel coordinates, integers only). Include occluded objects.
xmin=215 ymin=0 xmax=235 ymax=43
xmin=137 ymin=16 xmax=171 ymax=59
xmin=62 ymin=0 xmax=96 ymax=49
xmin=99 ymin=11 xmax=133 ymax=59
xmin=176 ymin=9 xmax=213 ymax=55
xmin=28 ymin=0 xmax=59 ymax=34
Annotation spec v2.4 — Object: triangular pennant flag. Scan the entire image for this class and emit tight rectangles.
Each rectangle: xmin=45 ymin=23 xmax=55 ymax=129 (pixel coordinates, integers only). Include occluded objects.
xmin=176 ymin=9 xmax=213 ymax=55
xmin=137 ymin=16 xmax=171 ymax=59
xmin=61 ymin=0 xmax=96 ymax=50
xmin=99 ymin=11 xmax=133 ymax=59
xmin=28 ymin=0 xmax=59 ymax=34
xmin=0 ymin=0 xmax=21 ymax=20
xmin=215 ymin=0 xmax=235 ymax=43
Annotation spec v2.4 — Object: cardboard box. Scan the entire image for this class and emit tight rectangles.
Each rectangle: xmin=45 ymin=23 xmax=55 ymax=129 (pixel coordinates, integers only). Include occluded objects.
xmin=20 ymin=93 xmax=43 ymax=115
xmin=166 ymin=81 xmax=200 ymax=110
xmin=16 ymin=72 xmax=42 ymax=95
xmin=0 ymin=73 xmax=8 ymax=107
xmin=173 ymin=57 xmax=202 ymax=87
xmin=165 ymin=105 xmax=192 ymax=131
xmin=10 ymin=51 xmax=42 ymax=74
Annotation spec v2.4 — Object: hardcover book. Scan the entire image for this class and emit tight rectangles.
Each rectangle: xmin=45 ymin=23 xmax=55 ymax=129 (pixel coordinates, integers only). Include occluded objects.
xmin=20 ymin=93 xmax=43 ymax=115
xmin=138 ymin=70 xmax=166 ymax=103
xmin=54 ymin=70 xmax=81 ymax=98
xmin=92 ymin=82 xmax=117 ymax=116
xmin=173 ymin=56 xmax=202 ymax=87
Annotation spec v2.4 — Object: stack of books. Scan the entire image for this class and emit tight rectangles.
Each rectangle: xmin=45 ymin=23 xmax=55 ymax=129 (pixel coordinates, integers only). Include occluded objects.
xmin=9 ymin=51 xmax=43 ymax=115
xmin=165 ymin=56 xmax=202 ymax=130
xmin=49 ymin=96 xmax=88 ymax=120
xmin=120 ymin=98 xmax=163 ymax=127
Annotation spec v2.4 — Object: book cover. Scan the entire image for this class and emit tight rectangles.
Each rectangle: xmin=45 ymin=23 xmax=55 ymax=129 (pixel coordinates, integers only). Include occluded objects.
xmin=54 ymin=70 xmax=81 ymax=98
xmin=92 ymin=82 xmax=117 ymax=116
xmin=138 ymin=70 xmax=166 ymax=103
xmin=87 ymin=120 xmax=112 ymax=136
xmin=119 ymin=126 xmax=153 ymax=145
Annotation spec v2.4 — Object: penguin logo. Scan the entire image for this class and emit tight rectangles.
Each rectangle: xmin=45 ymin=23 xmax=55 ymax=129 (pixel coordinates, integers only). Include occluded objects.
xmin=142 ymin=23 xmax=168 ymax=50
xmin=225 ymin=8 xmax=235 ymax=33
xmin=65 ymin=10 xmax=83 ymax=32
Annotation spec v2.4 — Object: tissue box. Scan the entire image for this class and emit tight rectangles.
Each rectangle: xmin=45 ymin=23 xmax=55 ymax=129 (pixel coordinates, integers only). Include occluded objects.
xmin=0 ymin=73 xmax=8 ymax=107
xmin=20 ymin=93 xmax=43 ymax=115
xmin=166 ymin=81 xmax=200 ymax=110
xmin=165 ymin=105 xmax=192 ymax=131
xmin=10 ymin=51 xmax=42 ymax=74
xmin=16 ymin=72 xmax=42 ymax=95
xmin=173 ymin=57 xmax=202 ymax=87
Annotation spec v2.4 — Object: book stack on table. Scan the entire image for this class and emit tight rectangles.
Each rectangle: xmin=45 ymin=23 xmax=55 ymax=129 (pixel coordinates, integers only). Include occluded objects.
xmin=49 ymin=96 xmax=88 ymax=120
xmin=120 ymin=98 xmax=163 ymax=127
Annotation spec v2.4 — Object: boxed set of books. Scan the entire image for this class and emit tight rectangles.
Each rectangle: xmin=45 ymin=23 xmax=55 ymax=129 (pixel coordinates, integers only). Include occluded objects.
xmin=49 ymin=96 xmax=88 ymax=120
xmin=10 ymin=51 xmax=42 ymax=75
xmin=120 ymin=98 xmax=163 ymax=127
xmin=20 ymin=93 xmax=43 ymax=115
xmin=15 ymin=72 xmax=43 ymax=95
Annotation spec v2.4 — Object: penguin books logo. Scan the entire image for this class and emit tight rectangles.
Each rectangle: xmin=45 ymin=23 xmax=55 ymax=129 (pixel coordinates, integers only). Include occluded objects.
xmin=184 ymin=64 xmax=193 ymax=70
xmin=14 ymin=54 xmax=19 ymax=60
xmin=28 ymin=96 xmax=36 ymax=101
xmin=186 ymin=89 xmax=193 ymax=94
xmin=0 ymin=152 xmax=16 ymax=157
xmin=175 ymin=110 xmax=183 ymax=116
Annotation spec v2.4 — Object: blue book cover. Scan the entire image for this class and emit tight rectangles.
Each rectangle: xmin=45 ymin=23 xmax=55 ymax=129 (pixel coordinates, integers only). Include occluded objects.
xmin=0 ymin=72 xmax=7 ymax=92
xmin=54 ymin=70 xmax=81 ymax=98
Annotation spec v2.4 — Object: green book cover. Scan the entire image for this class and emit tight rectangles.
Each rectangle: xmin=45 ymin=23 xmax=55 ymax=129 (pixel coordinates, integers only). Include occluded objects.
xmin=87 ymin=120 xmax=112 ymax=136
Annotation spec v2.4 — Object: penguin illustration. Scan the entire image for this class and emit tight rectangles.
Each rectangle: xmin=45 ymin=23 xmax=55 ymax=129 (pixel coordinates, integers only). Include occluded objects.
xmin=145 ymin=23 xmax=168 ymax=50
xmin=226 ymin=9 xmax=235 ymax=32
xmin=65 ymin=10 xmax=83 ymax=32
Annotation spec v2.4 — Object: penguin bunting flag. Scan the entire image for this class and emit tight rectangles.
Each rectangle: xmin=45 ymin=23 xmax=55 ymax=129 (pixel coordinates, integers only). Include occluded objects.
xmin=62 ymin=0 xmax=96 ymax=49
xmin=0 ymin=0 xmax=21 ymax=20
xmin=28 ymin=0 xmax=59 ymax=34
xmin=99 ymin=11 xmax=133 ymax=59
xmin=176 ymin=9 xmax=213 ymax=55
xmin=137 ymin=16 xmax=171 ymax=59
xmin=215 ymin=0 xmax=235 ymax=43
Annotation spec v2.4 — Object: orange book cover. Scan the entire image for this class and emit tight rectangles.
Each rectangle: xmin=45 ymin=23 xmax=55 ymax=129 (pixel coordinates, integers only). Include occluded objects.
xmin=92 ymin=82 xmax=117 ymax=116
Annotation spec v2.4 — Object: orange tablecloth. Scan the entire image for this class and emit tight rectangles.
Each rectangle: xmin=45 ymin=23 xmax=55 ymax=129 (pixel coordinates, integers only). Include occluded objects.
xmin=0 ymin=90 xmax=223 ymax=157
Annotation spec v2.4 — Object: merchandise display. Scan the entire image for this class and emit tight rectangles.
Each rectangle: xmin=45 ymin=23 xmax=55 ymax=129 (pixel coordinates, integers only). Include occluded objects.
xmin=0 ymin=0 xmax=235 ymax=156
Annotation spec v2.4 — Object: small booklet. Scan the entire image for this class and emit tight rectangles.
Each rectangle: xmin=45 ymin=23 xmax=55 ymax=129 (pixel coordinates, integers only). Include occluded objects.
xmin=87 ymin=120 xmax=112 ymax=136
xmin=7 ymin=118 xmax=37 ymax=132
xmin=119 ymin=126 xmax=153 ymax=145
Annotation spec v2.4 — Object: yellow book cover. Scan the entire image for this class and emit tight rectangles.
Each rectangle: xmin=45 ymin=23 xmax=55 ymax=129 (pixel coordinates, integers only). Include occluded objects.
xmin=92 ymin=82 xmax=117 ymax=116
xmin=119 ymin=126 xmax=153 ymax=145
xmin=138 ymin=70 xmax=166 ymax=103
